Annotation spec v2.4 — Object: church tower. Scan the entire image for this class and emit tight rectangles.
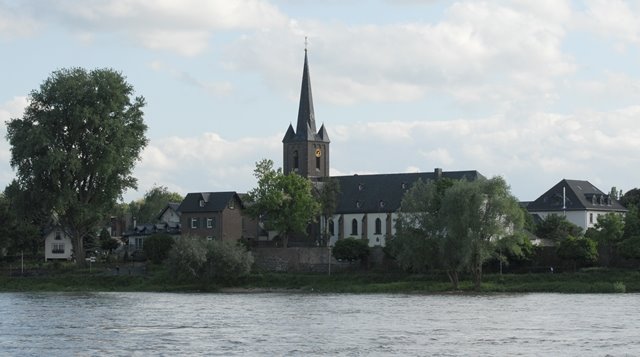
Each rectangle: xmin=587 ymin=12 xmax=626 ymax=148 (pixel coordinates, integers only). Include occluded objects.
xmin=282 ymin=48 xmax=330 ymax=180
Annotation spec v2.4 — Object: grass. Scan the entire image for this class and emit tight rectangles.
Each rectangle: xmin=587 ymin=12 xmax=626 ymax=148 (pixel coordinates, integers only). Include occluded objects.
xmin=1 ymin=264 xmax=639 ymax=294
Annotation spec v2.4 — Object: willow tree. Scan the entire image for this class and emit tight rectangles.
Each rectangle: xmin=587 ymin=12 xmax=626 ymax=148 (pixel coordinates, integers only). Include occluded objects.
xmin=6 ymin=68 xmax=148 ymax=265
xmin=441 ymin=177 xmax=525 ymax=290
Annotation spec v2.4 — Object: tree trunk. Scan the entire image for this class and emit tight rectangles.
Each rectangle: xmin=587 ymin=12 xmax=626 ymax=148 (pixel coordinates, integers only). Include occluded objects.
xmin=447 ymin=270 xmax=459 ymax=290
xmin=282 ymin=232 xmax=289 ymax=248
xmin=473 ymin=262 xmax=483 ymax=290
xmin=73 ymin=233 xmax=86 ymax=266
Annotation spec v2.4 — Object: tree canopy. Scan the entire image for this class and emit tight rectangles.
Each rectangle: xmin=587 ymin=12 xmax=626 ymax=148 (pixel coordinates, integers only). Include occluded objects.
xmin=393 ymin=177 xmax=525 ymax=289
xmin=247 ymin=159 xmax=320 ymax=247
xmin=6 ymin=67 xmax=148 ymax=264
xmin=535 ymin=214 xmax=582 ymax=242
xmin=129 ymin=185 xmax=183 ymax=224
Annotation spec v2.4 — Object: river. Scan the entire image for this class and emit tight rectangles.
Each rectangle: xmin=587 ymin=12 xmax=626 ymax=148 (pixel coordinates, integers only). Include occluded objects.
xmin=0 ymin=292 xmax=638 ymax=356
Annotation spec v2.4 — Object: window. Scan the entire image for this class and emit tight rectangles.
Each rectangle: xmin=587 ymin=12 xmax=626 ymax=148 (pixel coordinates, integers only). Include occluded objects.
xmin=199 ymin=199 xmax=205 ymax=207
xmin=54 ymin=231 xmax=62 ymax=240
xmin=358 ymin=183 xmax=364 ymax=191
xmin=207 ymin=217 xmax=216 ymax=229
xmin=401 ymin=182 xmax=407 ymax=190
xmin=589 ymin=213 xmax=593 ymax=224
xmin=135 ymin=237 xmax=143 ymax=250
xmin=351 ymin=219 xmax=358 ymax=236
xmin=356 ymin=201 xmax=361 ymax=208
xmin=293 ymin=150 xmax=299 ymax=170
xmin=206 ymin=236 xmax=213 ymax=241
xmin=52 ymin=243 xmax=65 ymax=254
xmin=379 ymin=200 xmax=385 ymax=208
xmin=328 ymin=219 xmax=334 ymax=235
xmin=191 ymin=218 xmax=199 ymax=229
xmin=228 ymin=199 xmax=235 ymax=209
xmin=375 ymin=218 xmax=382 ymax=235
xmin=316 ymin=156 xmax=321 ymax=170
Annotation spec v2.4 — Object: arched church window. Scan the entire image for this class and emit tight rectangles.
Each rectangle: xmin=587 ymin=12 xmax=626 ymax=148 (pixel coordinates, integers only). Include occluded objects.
xmin=351 ymin=219 xmax=358 ymax=236
xmin=328 ymin=219 xmax=334 ymax=235
xmin=293 ymin=150 xmax=299 ymax=170
xmin=375 ymin=218 xmax=382 ymax=235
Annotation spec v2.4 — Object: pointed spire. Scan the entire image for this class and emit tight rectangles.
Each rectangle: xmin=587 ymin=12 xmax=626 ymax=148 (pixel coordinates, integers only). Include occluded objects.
xmin=295 ymin=47 xmax=317 ymax=140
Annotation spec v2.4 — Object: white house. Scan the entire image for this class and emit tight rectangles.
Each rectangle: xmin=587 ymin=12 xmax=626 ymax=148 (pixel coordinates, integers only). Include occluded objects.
xmin=526 ymin=179 xmax=627 ymax=232
xmin=44 ymin=227 xmax=73 ymax=261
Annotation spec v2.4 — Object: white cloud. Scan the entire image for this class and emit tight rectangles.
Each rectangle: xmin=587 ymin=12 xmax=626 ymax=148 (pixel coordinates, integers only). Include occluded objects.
xmin=149 ymin=60 xmax=233 ymax=95
xmin=0 ymin=97 xmax=29 ymax=184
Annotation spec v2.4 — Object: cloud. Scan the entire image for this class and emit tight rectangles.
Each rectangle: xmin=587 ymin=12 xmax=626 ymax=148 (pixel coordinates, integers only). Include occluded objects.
xmin=0 ymin=97 xmax=29 ymax=184
xmin=224 ymin=1 xmax=576 ymax=113
xmin=0 ymin=3 xmax=40 ymax=40
xmin=149 ymin=60 xmax=233 ymax=95
xmin=11 ymin=0 xmax=288 ymax=55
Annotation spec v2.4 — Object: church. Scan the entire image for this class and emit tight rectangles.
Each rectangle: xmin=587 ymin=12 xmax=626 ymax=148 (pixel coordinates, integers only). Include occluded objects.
xmin=283 ymin=49 xmax=484 ymax=247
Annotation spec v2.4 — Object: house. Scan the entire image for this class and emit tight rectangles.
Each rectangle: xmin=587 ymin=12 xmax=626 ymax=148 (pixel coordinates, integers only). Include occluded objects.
xmin=526 ymin=179 xmax=627 ymax=231
xmin=123 ymin=203 xmax=182 ymax=252
xmin=322 ymin=169 xmax=485 ymax=247
xmin=158 ymin=202 xmax=181 ymax=226
xmin=44 ymin=226 xmax=73 ymax=261
xmin=178 ymin=191 xmax=255 ymax=242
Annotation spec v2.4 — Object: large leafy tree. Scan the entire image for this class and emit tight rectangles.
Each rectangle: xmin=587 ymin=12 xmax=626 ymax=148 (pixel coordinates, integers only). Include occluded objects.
xmin=557 ymin=235 xmax=598 ymax=271
xmin=6 ymin=68 xmax=148 ymax=265
xmin=585 ymin=213 xmax=624 ymax=266
xmin=440 ymin=177 xmax=525 ymax=290
xmin=393 ymin=178 xmax=461 ymax=284
xmin=129 ymin=185 xmax=183 ymax=224
xmin=247 ymin=159 xmax=320 ymax=248
xmin=620 ymin=188 xmax=640 ymax=210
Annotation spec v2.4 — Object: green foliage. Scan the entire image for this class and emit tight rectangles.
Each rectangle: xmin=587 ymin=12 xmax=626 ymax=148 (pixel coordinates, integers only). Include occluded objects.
xmin=205 ymin=240 xmax=254 ymax=282
xmin=6 ymin=67 xmax=148 ymax=264
xmin=332 ymin=237 xmax=370 ymax=262
xmin=535 ymin=214 xmax=583 ymax=242
xmin=440 ymin=177 xmax=524 ymax=289
xmin=99 ymin=228 xmax=119 ymax=253
xmin=318 ymin=178 xmax=340 ymax=246
xmin=620 ymin=188 xmax=640 ymax=210
xmin=166 ymin=236 xmax=208 ymax=281
xmin=129 ymin=185 xmax=183 ymax=224
xmin=247 ymin=159 xmax=321 ymax=247
xmin=143 ymin=234 xmax=175 ymax=264
xmin=0 ymin=191 xmax=42 ymax=256
xmin=393 ymin=178 xmax=455 ymax=274
xmin=557 ymin=235 xmax=598 ymax=270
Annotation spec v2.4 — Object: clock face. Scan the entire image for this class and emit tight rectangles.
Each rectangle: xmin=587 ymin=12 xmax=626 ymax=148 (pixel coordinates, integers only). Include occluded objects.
xmin=315 ymin=148 xmax=322 ymax=158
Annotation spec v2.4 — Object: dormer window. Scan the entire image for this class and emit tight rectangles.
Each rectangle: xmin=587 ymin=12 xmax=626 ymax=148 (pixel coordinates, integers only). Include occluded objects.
xmin=199 ymin=199 xmax=205 ymax=207
xmin=356 ymin=201 xmax=361 ymax=208
xmin=379 ymin=200 xmax=385 ymax=208
xmin=591 ymin=195 xmax=596 ymax=205
xmin=401 ymin=182 xmax=407 ymax=190
xmin=358 ymin=183 xmax=364 ymax=191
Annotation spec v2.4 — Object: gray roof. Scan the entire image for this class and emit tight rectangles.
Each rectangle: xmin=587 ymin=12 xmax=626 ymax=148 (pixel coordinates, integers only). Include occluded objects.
xmin=177 ymin=191 xmax=240 ymax=213
xmin=282 ymin=50 xmax=330 ymax=144
xmin=330 ymin=169 xmax=485 ymax=214
xmin=157 ymin=202 xmax=182 ymax=219
xmin=527 ymin=179 xmax=627 ymax=212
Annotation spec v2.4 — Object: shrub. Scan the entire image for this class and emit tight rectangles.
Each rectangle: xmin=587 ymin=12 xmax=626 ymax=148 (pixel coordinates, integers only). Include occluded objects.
xmin=332 ymin=237 xmax=370 ymax=262
xmin=143 ymin=234 xmax=175 ymax=264
xmin=205 ymin=240 xmax=254 ymax=282
xmin=166 ymin=236 xmax=207 ymax=282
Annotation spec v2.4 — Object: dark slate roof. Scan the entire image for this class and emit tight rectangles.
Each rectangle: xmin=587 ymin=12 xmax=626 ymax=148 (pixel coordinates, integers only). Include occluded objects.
xmin=330 ymin=169 xmax=485 ymax=214
xmin=157 ymin=202 xmax=182 ymax=219
xmin=177 ymin=191 xmax=240 ymax=213
xmin=527 ymin=179 xmax=627 ymax=212
xmin=282 ymin=50 xmax=330 ymax=144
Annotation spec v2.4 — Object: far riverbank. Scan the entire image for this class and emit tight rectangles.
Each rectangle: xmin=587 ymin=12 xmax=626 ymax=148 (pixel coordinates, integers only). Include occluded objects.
xmin=1 ymin=266 xmax=638 ymax=294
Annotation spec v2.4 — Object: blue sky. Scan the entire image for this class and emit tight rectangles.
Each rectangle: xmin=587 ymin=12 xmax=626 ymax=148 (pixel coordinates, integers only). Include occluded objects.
xmin=2 ymin=0 xmax=640 ymax=202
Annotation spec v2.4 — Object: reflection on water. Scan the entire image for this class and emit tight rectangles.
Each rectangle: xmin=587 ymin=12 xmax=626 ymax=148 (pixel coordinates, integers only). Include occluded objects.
xmin=0 ymin=292 xmax=639 ymax=356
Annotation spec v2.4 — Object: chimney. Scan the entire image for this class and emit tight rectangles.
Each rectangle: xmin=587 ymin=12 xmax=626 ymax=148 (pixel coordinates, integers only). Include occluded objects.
xmin=434 ymin=168 xmax=443 ymax=179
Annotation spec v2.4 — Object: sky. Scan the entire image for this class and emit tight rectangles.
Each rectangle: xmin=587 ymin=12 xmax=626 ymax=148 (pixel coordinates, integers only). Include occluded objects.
xmin=1 ymin=0 xmax=640 ymax=203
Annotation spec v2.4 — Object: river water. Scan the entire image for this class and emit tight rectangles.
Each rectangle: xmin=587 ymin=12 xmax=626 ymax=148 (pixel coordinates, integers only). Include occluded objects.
xmin=0 ymin=292 xmax=638 ymax=356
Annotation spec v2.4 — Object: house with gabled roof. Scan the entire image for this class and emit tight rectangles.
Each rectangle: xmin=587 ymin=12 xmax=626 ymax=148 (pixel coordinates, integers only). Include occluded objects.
xmin=526 ymin=179 xmax=627 ymax=231
xmin=178 ymin=191 xmax=256 ymax=242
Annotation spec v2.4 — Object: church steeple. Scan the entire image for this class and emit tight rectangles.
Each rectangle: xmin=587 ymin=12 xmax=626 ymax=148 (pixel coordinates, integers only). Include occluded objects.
xmin=283 ymin=45 xmax=330 ymax=179
xmin=296 ymin=49 xmax=317 ymax=140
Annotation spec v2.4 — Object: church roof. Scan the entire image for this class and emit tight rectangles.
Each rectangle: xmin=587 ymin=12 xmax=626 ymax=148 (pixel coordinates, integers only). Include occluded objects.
xmin=527 ymin=179 xmax=626 ymax=212
xmin=283 ymin=49 xmax=330 ymax=144
xmin=331 ymin=169 xmax=485 ymax=214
